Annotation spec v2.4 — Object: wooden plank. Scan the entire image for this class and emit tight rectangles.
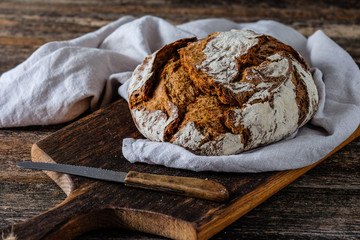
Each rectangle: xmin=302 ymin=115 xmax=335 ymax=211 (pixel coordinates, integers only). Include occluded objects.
xmin=1 ymin=0 xmax=359 ymax=73
xmin=1 ymin=98 xmax=358 ymax=239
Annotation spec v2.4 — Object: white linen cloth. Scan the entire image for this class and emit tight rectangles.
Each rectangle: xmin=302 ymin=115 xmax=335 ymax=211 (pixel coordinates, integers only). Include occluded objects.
xmin=1 ymin=16 xmax=359 ymax=172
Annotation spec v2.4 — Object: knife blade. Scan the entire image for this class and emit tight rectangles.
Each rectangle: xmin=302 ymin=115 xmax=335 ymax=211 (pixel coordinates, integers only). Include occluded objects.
xmin=17 ymin=161 xmax=229 ymax=202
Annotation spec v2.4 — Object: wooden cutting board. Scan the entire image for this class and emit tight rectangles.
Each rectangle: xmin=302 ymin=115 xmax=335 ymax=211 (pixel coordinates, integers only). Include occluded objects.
xmin=3 ymin=99 xmax=360 ymax=240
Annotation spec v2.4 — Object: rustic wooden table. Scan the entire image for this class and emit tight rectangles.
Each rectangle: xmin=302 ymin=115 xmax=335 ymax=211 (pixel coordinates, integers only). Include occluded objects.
xmin=1 ymin=1 xmax=359 ymax=239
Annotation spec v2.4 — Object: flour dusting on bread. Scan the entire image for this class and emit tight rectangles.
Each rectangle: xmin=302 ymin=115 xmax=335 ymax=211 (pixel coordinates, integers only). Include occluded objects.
xmin=198 ymin=30 xmax=260 ymax=84
xmin=128 ymin=53 xmax=156 ymax=95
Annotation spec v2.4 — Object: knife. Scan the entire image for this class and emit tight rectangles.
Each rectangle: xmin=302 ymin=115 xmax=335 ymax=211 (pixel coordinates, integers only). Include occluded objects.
xmin=17 ymin=161 xmax=229 ymax=202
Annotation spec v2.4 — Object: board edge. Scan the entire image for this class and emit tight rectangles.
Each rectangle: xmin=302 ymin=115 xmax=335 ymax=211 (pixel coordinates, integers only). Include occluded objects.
xmin=31 ymin=143 xmax=75 ymax=196
xmin=196 ymin=124 xmax=360 ymax=240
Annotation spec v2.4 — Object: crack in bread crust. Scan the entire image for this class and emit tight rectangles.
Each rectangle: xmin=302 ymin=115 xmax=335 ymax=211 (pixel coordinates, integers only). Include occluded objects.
xmin=128 ymin=30 xmax=319 ymax=156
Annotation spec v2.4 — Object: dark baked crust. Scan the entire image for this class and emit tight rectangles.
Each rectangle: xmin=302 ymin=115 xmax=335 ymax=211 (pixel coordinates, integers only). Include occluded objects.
xmin=128 ymin=30 xmax=319 ymax=156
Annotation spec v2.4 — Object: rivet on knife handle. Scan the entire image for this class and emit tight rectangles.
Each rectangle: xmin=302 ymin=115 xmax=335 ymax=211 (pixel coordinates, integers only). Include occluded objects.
xmin=124 ymin=171 xmax=229 ymax=202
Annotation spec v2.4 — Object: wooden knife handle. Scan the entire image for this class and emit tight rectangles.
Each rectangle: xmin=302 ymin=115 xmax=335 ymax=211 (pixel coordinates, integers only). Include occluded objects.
xmin=124 ymin=171 xmax=229 ymax=202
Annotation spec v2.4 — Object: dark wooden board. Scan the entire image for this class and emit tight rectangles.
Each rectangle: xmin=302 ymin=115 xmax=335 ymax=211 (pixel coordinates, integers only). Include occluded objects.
xmin=2 ymin=98 xmax=359 ymax=240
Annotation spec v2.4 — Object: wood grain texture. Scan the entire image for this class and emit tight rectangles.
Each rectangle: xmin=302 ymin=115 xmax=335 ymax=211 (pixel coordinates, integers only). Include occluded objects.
xmin=1 ymin=0 xmax=359 ymax=239
xmin=0 ymin=0 xmax=359 ymax=74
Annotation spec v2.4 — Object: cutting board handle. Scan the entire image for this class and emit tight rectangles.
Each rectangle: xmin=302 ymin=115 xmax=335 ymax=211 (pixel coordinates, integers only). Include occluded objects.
xmin=1 ymin=192 xmax=100 ymax=240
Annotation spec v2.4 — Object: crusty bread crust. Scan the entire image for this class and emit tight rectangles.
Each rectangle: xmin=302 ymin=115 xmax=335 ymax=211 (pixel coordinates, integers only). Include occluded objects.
xmin=128 ymin=30 xmax=319 ymax=156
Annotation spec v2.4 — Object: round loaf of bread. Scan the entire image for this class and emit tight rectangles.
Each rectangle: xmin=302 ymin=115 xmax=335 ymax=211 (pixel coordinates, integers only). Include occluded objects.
xmin=128 ymin=30 xmax=319 ymax=156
